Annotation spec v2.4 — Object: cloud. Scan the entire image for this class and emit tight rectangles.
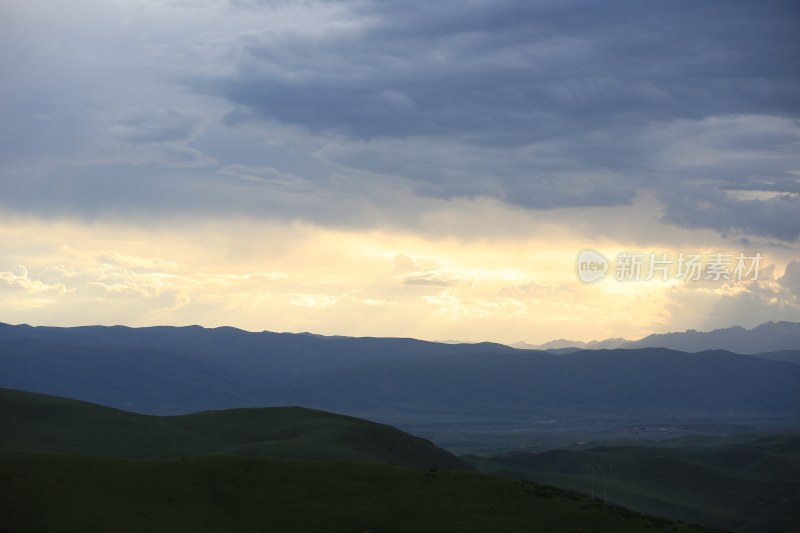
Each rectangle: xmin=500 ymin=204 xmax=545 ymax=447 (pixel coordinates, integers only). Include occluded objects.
xmin=0 ymin=0 xmax=798 ymax=245
xmin=95 ymin=107 xmax=216 ymax=168
xmin=660 ymin=186 xmax=800 ymax=241
xmin=402 ymin=275 xmax=457 ymax=288
xmin=289 ymin=294 xmax=337 ymax=307
xmin=218 ymin=164 xmax=314 ymax=190
xmin=779 ymin=261 xmax=800 ymax=298
xmin=198 ymin=271 xmax=289 ymax=284
xmin=1 ymin=217 xmax=799 ymax=342
xmin=189 ymin=0 xmax=800 ymax=238
xmin=0 ymin=249 xmax=292 ymax=326
xmin=0 ymin=265 xmax=67 ymax=295
xmin=207 ymin=0 xmax=799 ymax=142
xmin=110 ymin=107 xmax=203 ymax=144
xmin=94 ymin=252 xmax=181 ymax=271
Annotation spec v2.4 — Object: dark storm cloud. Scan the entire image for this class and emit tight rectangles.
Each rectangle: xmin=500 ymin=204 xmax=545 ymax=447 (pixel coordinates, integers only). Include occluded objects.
xmin=208 ymin=0 xmax=799 ymax=142
xmin=188 ymin=0 xmax=800 ymax=239
xmin=659 ymin=186 xmax=800 ymax=241
xmin=111 ymin=108 xmax=202 ymax=145
xmin=2 ymin=0 xmax=798 ymax=242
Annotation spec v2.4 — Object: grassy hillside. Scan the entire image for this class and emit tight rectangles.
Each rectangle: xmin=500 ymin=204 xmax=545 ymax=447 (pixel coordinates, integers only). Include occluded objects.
xmin=466 ymin=434 xmax=800 ymax=531
xmin=0 ymin=453 xmax=715 ymax=533
xmin=0 ymin=388 xmax=719 ymax=532
xmin=0 ymin=388 xmax=466 ymax=469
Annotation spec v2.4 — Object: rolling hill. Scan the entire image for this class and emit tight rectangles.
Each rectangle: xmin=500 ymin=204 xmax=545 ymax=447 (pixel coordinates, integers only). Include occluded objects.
xmin=0 ymin=388 xmax=715 ymax=532
xmin=466 ymin=433 xmax=800 ymax=532
xmin=0 ymin=388 xmax=466 ymax=469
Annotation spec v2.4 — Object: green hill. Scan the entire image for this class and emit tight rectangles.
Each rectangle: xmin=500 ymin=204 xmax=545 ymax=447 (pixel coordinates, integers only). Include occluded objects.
xmin=0 ymin=388 xmax=717 ymax=532
xmin=466 ymin=434 xmax=800 ymax=532
xmin=0 ymin=388 xmax=465 ymax=469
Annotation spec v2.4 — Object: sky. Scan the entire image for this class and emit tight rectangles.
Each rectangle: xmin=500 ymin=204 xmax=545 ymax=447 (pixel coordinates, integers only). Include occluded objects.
xmin=1 ymin=0 xmax=799 ymax=344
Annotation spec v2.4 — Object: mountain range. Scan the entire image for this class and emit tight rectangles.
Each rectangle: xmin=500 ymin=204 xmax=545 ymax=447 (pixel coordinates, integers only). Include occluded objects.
xmin=513 ymin=338 xmax=629 ymax=351
xmin=515 ymin=321 xmax=800 ymax=354
xmin=1 ymin=322 xmax=798 ymax=428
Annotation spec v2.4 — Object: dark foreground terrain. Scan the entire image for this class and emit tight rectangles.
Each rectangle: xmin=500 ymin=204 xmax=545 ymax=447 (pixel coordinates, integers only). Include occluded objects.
xmin=467 ymin=433 xmax=800 ymax=532
xmin=0 ymin=453 xmax=717 ymax=533
xmin=0 ymin=389 xmax=713 ymax=532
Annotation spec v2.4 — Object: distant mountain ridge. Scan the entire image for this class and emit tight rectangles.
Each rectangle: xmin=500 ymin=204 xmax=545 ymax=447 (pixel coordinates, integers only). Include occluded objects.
xmin=513 ymin=321 xmax=800 ymax=354
xmin=622 ymin=321 xmax=800 ymax=354
xmin=1 ymin=322 xmax=799 ymax=425
xmin=512 ymin=338 xmax=628 ymax=351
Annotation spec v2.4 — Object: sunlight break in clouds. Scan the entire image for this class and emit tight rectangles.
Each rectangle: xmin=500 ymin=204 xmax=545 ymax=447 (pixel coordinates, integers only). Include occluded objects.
xmin=0 ymin=216 xmax=798 ymax=344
